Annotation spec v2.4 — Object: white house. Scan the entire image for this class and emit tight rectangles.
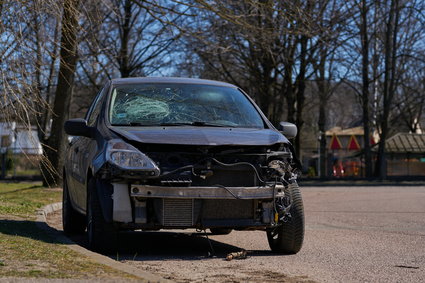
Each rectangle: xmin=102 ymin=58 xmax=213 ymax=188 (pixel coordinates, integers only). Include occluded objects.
xmin=0 ymin=122 xmax=43 ymax=155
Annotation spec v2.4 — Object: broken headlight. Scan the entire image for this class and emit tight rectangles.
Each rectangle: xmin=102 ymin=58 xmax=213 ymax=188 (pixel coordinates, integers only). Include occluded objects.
xmin=268 ymin=159 xmax=301 ymax=179
xmin=106 ymin=139 xmax=160 ymax=174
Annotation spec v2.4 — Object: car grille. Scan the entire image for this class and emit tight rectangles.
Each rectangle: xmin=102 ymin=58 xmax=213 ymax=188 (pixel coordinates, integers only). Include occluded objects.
xmin=163 ymin=199 xmax=194 ymax=226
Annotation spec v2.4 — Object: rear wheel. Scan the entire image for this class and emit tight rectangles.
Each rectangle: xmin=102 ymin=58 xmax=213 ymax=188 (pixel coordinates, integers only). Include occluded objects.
xmin=209 ymin=228 xmax=232 ymax=235
xmin=62 ymin=175 xmax=86 ymax=235
xmin=87 ymin=178 xmax=117 ymax=253
xmin=267 ymin=182 xmax=304 ymax=254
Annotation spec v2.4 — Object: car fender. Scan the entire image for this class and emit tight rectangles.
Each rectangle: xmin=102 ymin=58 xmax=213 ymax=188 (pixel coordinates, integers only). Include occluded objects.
xmin=90 ymin=177 xmax=114 ymax=223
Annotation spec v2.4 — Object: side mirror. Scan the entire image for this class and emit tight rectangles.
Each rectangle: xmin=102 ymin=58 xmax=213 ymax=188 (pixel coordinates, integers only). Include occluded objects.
xmin=64 ymin=118 xmax=93 ymax=138
xmin=278 ymin=122 xmax=297 ymax=139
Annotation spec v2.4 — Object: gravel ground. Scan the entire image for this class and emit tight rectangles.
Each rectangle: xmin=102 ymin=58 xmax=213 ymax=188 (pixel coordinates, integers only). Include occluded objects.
xmin=47 ymin=185 xmax=425 ymax=283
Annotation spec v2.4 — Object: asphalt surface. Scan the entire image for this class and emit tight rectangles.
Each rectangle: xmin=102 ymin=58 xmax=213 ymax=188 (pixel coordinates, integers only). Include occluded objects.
xmin=47 ymin=185 xmax=425 ymax=283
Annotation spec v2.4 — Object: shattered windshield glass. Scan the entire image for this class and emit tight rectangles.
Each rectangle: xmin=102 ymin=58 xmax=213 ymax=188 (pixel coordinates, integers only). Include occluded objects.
xmin=109 ymin=83 xmax=265 ymax=128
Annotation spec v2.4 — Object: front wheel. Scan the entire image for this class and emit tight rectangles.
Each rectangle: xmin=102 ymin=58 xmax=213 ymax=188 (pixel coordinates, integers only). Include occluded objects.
xmin=267 ymin=182 xmax=305 ymax=254
xmin=87 ymin=179 xmax=117 ymax=253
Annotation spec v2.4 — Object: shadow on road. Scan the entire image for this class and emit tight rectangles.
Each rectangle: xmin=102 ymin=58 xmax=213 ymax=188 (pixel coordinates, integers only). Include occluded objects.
xmin=0 ymin=219 xmax=63 ymax=245
xmin=4 ymin=214 xmax=275 ymax=261
xmin=68 ymin=230 xmax=274 ymax=261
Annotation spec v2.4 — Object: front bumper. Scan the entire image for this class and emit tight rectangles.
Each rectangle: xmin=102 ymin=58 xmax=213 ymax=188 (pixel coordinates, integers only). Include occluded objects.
xmin=130 ymin=184 xmax=285 ymax=199
xmin=111 ymin=183 xmax=286 ymax=230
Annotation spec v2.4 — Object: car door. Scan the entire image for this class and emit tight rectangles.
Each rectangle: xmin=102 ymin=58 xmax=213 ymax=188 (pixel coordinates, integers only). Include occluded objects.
xmin=65 ymin=135 xmax=82 ymax=210
xmin=70 ymin=84 xmax=108 ymax=212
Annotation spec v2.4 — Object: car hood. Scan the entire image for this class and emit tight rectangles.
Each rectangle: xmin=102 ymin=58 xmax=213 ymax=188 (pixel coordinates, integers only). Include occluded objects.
xmin=110 ymin=126 xmax=289 ymax=146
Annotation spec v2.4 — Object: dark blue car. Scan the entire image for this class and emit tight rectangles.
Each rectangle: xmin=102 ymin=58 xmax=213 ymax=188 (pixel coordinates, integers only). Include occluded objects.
xmin=63 ymin=77 xmax=304 ymax=253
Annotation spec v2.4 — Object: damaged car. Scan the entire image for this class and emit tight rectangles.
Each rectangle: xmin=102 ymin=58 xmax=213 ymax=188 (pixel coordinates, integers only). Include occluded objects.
xmin=63 ymin=77 xmax=305 ymax=254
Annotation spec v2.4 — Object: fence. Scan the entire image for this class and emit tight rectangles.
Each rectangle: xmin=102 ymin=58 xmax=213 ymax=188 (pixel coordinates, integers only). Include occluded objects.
xmin=387 ymin=159 xmax=425 ymax=176
xmin=300 ymin=148 xmax=367 ymax=178
xmin=300 ymin=147 xmax=425 ymax=178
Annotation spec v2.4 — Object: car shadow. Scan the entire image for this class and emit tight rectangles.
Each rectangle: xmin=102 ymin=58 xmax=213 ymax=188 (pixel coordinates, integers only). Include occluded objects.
xmin=71 ymin=230 xmax=275 ymax=261
xmin=0 ymin=218 xmax=275 ymax=261
xmin=0 ymin=219 xmax=64 ymax=245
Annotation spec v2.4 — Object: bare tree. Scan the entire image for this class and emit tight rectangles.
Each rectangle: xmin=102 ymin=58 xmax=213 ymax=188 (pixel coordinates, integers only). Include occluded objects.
xmin=43 ymin=0 xmax=81 ymax=185
xmin=78 ymin=0 xmax=180 ymax=83
xmin=393 ymin=67 xmax=425 ymax=133
xmin=338 ymin=0 xmax=424 ymax=178
xmin=178 ymin=1 xmax=322 ymax=155
xmin=2 ymin=0 xmax=424 ymax=182
xmin=373 ymin=0 xmax=425 ymax=178
xmin=358 ymin=0 xmax=374 ymax=177
xmin=1 ymin=1 xmax=57 ymax=138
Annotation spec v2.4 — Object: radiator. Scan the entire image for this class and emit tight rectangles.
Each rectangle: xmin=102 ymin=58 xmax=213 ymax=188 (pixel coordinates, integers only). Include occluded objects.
xmin=162 ymin=199 xmax=194 ymax=227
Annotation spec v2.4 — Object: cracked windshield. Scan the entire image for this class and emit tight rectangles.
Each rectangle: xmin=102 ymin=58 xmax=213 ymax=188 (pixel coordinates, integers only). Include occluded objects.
xmin=109 ymin=84 xmax=265 ymax=128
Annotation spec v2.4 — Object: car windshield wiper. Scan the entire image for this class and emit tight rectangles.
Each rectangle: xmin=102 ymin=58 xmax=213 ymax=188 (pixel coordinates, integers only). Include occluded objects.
xmin=110 ymin=122 xmax=153 ymax=126
xmin=159 ymin=121 xmax=234 ymax=127
xmin=111 ymin=121 xmax=235 ymax=127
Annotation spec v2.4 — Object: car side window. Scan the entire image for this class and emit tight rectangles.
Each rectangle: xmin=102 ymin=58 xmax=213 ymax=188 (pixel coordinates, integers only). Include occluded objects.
xmin=86 ymin=85 xmax=107 ymax=126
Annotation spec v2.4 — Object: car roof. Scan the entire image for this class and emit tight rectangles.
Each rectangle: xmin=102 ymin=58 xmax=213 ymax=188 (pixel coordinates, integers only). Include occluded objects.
xmin=110 ymin=77 xmax=237 ymax=88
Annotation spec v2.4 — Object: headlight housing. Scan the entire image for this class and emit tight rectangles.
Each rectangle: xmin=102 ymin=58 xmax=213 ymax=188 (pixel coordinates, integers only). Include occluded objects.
xmin=106 ymin=139 xmax=160 ymax=175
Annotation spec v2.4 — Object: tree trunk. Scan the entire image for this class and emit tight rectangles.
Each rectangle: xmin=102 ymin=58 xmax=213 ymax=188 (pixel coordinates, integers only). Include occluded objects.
xmin=283 ymin=35 xmax=297 ymax=126
xmin=42 ymin=20 xmax=61 ymax=139
xmin=32 ymin=0 xmax=47 ymax=144
xmin=318 ymin=110 xmax=327 ymax=178
xmin=294 ymin=35 xmax=308 ymax=157
xmin=42 ymin=0 xmax=80 ymax=186
xmin=376 ymin=0 xmax=399 ymax=179
xmin=317 ymin=51 xmax=327 ymax=178
xmin=119 ymin=0 xmax=132 ymax=78
xmin=360 ymin=0 xmax=372 ymax=178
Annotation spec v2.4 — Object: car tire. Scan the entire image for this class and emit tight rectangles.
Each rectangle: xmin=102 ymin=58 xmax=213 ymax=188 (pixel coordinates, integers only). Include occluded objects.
xmin=209 ymin=228 xmax=232 ymax=235
xmin=62 ymin=175 xmax=86 ymax=235
xmin=267 ymin=182 xmax=305 ymax=254
xmin=87 ymin=178 xmax=117 ymax=253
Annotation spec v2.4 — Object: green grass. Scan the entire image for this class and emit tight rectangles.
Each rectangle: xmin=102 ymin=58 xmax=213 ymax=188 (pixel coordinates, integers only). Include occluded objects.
xmin=0 ymin=221 xmax=136 ymax=279
xmin=13 ymin=169 xmax=41 ymax=176
xmin=0 ymin=182 xmax=62 ymax=218
xmin=0 ymin=182 xmax=139 ymax=280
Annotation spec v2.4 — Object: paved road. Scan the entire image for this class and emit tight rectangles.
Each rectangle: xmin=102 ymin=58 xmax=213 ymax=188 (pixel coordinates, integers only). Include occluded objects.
xmin=48 ymin=186 xmax=425 ymax=282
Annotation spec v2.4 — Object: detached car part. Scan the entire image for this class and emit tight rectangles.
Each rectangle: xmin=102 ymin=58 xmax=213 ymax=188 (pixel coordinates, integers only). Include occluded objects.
xmin=63 ymin=77 xmax=304 ymax=254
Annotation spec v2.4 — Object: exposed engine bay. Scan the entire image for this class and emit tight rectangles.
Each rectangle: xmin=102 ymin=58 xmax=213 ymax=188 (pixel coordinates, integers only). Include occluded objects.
xmin=96 ymin=142 xmax=301 ymax=231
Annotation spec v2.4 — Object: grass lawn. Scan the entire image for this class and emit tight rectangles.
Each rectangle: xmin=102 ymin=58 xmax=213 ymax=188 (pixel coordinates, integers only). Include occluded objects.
xmin=13 ymin=169 xmax=41 ymax=176
xmin=0 ymin=182 xmax=138 ymax=280
xmin=0 ymin=182 xmax=61 ymax=218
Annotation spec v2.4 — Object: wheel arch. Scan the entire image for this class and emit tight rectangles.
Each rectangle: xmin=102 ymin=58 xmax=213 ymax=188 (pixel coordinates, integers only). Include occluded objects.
xmin=86 ymin=170 xmax=114 ymax=223
xmin=62 ymin=167 xmax=81 ymax=214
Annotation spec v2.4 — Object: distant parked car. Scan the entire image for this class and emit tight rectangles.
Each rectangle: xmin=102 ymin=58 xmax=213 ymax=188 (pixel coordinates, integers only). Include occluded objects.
xmin=63 ymin=77 xmax=304 ymax=253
